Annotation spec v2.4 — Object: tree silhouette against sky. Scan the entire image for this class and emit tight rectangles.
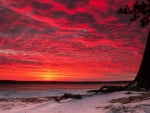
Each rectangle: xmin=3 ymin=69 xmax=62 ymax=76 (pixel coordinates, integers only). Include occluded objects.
xmin=118 ymin=0 xmax=150 ymax=90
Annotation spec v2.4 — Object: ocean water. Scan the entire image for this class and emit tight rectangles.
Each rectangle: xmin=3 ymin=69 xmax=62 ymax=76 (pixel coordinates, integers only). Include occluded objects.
xmin=0 ymin=83 xmax=127 ymax=91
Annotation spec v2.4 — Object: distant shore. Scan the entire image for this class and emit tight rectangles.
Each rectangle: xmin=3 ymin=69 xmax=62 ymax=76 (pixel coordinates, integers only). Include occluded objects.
xmin=0 ymin=80 xmax=131 ymax=84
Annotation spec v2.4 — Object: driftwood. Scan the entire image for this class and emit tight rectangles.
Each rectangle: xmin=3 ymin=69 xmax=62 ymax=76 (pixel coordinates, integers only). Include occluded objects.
xmin=54 ymin=86 xmax=129 ymax=102
xmin=87 ymin=86 xmax=125 ymax=94
xmin=54 ymin=93 xmax=82 ymax=102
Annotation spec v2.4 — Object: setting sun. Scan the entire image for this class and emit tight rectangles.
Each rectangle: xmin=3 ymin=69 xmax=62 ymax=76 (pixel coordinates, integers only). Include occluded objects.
xmin=35 ymin=70 xmax=59 ymax=81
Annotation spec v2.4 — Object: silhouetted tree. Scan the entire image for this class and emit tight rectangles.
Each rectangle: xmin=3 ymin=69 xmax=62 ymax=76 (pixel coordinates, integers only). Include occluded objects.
xmin=118 ymin=0 xmax=150 ymax=90
xmin=87 ymin=0 xmax=150 ymax=94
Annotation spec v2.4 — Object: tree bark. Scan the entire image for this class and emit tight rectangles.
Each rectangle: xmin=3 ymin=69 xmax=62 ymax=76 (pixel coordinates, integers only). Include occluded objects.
xmin=130 ymin=30 xmax=150 ymax=90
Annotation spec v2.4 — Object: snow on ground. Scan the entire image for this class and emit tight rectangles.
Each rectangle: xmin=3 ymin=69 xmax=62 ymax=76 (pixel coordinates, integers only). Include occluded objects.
xmin=0 ymin=90 xmax=150 ymax=113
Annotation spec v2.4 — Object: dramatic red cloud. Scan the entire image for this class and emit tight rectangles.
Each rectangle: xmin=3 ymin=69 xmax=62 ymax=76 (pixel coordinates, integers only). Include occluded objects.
xmin=0 ymin=0 xmax=148 ymax=81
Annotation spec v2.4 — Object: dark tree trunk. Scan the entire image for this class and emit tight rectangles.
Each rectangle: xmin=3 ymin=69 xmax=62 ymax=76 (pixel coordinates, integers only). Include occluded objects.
xmin=128 ymin=30 xmax=150 ymax=90
xmin=87 ymin=31 xmax=150 ymax=93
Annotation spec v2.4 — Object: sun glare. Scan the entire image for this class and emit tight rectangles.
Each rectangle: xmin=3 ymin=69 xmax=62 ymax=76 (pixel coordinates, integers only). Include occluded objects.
xmin=36 ymin=71 xmax=59 ymax=81
xmin=43 ymin=72 xmax=57 ymax=81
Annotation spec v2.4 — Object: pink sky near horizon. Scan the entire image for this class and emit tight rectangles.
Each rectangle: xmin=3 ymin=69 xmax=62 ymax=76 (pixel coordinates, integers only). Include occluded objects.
xmin=0 ymin=0 xmax=148 ymax=81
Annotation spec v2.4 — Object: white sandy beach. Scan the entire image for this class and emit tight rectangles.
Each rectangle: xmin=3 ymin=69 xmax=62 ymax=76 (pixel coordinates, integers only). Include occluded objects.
xmin=0 ymin=89 xmax=150 ymax=113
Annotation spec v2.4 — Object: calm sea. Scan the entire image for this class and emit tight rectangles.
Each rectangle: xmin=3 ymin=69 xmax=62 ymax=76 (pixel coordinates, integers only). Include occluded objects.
xmin=0 ymin=83 xmax=127 ymax=91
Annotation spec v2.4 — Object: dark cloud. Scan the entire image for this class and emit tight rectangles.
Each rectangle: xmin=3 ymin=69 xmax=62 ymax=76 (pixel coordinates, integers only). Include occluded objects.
xmin=32 ymin=1 xmax=52 ymax=10
xmin=91 ymin=23 xmax=113 ymax=34
xmin=55 ymin=0 xmax=89 ymax=9
xmin=0 ymin=5 xmax=57 ymax=39
xmin=3 ymin=27 xmax=24 ymax=37
xmin=0 ymin=56 xmax=42 ymax=65
xmin=0 ymin=8 xmax=20 ymax=27
xmin=0 ymin=16 xmax=9 ymax=27
xmin=23 ymin=27 xmax=56 ymax=38
xmin=77 ymin=0 xmax=89 ymax=6
xmin=8 ymin=0 xmax=30 ymax=8
xmin=49 ymin=10 xmax=68 ymax=19
xmin=0 ymin=7 xmax=14 ymax=16
xmin=68 ymin=13 xmax=96 ymax=24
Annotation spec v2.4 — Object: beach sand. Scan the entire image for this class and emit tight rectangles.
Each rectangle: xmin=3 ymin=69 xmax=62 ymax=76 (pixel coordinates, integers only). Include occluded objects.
xmin=0 ymin=90 xmax=150 ymax=113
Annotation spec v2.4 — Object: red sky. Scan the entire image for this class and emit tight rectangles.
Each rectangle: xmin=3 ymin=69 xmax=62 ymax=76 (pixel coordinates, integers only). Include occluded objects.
xmin=0 ymin=0 xmax=148 ymax=81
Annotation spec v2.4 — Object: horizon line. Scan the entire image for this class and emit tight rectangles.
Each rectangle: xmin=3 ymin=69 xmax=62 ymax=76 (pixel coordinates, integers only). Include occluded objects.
xmin=0 ymin=80 xmax=131 ymax=83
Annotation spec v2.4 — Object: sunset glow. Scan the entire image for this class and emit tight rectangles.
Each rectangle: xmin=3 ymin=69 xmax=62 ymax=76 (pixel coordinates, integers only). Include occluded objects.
xmin=0 ymin=0 xmax=148 ymax=81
